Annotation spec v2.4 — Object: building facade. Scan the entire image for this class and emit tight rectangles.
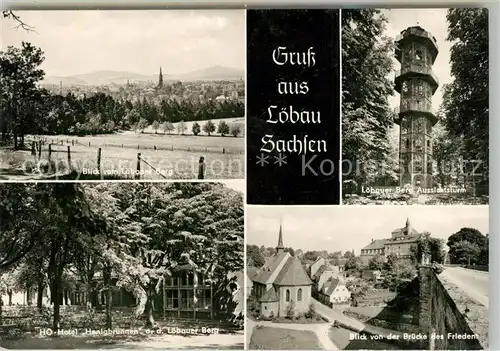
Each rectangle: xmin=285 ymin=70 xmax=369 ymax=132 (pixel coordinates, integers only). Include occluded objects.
xmin=250 ymin=225 xmax=313 ymax=318
xmin=360 ymin=218 xmax=422 ymax=264
xmin=394 ymin=26 xmax=439 ymax=188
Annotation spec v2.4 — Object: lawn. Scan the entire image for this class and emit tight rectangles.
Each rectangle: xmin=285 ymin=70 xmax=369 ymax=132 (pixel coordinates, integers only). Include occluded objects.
xmin=0 ymin=132 xmax=244 ymax=180
xmin=249 ymin=326 xmax=321 ymax=350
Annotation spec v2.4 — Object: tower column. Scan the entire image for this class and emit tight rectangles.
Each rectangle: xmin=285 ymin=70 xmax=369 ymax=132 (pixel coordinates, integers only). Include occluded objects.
xmin=394 ymin=26 xmax=439 ymax=188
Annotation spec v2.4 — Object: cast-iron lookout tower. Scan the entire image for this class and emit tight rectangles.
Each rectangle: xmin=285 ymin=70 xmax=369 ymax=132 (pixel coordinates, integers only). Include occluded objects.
xmin=394 ymin=26 xmax=439 ymax=188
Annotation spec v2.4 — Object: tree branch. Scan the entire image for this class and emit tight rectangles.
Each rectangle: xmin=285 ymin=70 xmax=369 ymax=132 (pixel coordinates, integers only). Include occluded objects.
xmin=3 ymin=10 xmax=36 ymax=32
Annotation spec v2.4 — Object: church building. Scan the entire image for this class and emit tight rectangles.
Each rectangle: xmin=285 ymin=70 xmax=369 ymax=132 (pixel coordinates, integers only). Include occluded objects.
xmin=250 ymin=224 xmax=313 ymax=318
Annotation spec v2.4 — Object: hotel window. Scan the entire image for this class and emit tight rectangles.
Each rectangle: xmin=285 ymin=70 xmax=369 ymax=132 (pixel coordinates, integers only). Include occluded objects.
xmin=297 ymin=289 xmax=302 ymax=302
xmin=286 ymin=289 xmax=290 ymax=302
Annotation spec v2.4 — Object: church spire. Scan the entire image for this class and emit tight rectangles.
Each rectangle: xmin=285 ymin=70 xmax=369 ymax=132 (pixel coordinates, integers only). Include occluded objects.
xmin=405 ymin=217 xmax=412 ymax=235
xmin=157 ymin=66 xmax=163 ymax=89
xmin=276 ymin=222 xmax=284 ymax=253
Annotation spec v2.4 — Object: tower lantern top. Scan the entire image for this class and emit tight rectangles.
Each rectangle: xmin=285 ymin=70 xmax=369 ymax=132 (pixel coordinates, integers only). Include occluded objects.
xmin=395 ymin=25 xmax=439 ymax=65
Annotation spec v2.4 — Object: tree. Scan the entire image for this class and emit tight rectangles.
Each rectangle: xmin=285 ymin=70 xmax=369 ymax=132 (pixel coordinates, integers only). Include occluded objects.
xmin=125 ymin=108 xmax=140 ymax=128
xmin=368 ymin=254 xmax=385 ymax=271
xmin=443 ymin=9 xmax=489 ymax=195
xmin=449 ymin=240 xmax=481 ymax=265
xmin=136 ymin=118 xmax=148 ymax=133
xmin=341 ymin=9 xmax=396 ymax=191
xmin=230 ymin=124 xmax=242 ymax=137
xmin=217 ymin=121 xmax=230 ymax=136
xmin=151 ymin=120 xmax=160 ymax=134
xmin=447 ymin=227 xmax=487 ymax=265
xmin=0 ymin=42 xmax=45 ymax=148
xmin=161 ymin=121 xmax=174 ymax=134
xmin=409 ymin=232 xmax=445 ymax=264
xmin=203 ymin=120 xmax=216 ymax=136
xmin=344 ymin=256 xmax=362 ymax=273
xmin=192 ymin=122 xmax=201 ymax=136
xmin=177 ymin=120 xmax=187 ymax=135
xmin=247 ymin=245 xmax=265 ymax=267
xmin=385 ymin=253 xmax=398 ymax=271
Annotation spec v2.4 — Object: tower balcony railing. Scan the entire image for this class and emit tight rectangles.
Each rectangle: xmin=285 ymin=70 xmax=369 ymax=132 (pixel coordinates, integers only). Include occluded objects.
xmin=394 ymin=102 xmax=437 ymax=115
xmin=394 ymin=105 xmax=438 ymax=115
xmin=395 ymin=27 xmax=439 ymax=51
xmin=395 ymin=65 xmax=439 ymax=86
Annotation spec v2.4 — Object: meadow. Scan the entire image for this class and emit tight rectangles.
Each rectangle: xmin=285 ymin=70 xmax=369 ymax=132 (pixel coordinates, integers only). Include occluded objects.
xmin=0 ymin=126 xmax=244 ymax=181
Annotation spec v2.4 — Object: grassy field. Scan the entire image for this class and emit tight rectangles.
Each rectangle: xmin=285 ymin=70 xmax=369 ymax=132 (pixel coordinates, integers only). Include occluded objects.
xmin=249 ymin=326 xmax=321 ymax=350
xmin=0 ymin=131 xmax=244 ymax=180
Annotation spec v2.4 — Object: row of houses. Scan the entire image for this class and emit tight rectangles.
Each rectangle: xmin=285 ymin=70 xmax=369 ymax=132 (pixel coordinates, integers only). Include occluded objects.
xmin=307 ymin=257 xmax=351 ymax=306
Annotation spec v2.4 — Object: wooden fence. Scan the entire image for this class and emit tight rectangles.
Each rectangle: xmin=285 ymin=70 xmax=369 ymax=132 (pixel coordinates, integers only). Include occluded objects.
xmin=29 ymin=137 xmax=211 ymax=180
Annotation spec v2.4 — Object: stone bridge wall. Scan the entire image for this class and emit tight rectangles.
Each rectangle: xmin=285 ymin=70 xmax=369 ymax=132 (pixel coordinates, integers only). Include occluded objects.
xmin=418 ymin=266 xmax=487 ymax=350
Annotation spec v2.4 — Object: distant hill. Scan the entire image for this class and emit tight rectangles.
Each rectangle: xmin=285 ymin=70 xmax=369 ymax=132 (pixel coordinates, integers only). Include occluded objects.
xmin=175 ymin=65 xmax=244 ymax=81
xmin=43 ymin=66 xmax=244 ymax=86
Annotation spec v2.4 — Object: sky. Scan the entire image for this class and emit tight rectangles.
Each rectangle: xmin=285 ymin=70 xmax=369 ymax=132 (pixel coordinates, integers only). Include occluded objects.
xmin=1 ymin=10 xmax=245 ymax=77
xmin=247 ymin=206 xmax=489 ymax=255
xmin=382 ymin=8 xmax=452 ymax=111
xmin=221 ymin=180 xmax=244 ymax=193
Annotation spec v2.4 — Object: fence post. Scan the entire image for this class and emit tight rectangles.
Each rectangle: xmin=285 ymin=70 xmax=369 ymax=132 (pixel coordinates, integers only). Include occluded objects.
xmin=97 ymin=148 xmax=102 ymax=173
xmin=38 ymin=142 xmax=42 ymax=157
xmin=31 ymin=142 xmax=36 ymax=156
xmin=136 ymin=153 xmax=141 ymax=180
xmin=48 ymin=144 xmax=52 ymax=160
xmin=198 ymin=156 xmax=205 ymax=180
xmin=72 ymin=140 xmax=75 ymax=146
xmin=67 ymin=146 xmax=71 ymax=169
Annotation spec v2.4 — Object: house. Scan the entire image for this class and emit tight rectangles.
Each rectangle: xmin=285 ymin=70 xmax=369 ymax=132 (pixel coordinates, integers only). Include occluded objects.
xmin=250 ymin=224 xmax=313 ymax=318
xmin=312 ymin=264 xmax=341 ymax=293
xmin=309 ymin=257 xmax=326 ymax=278
xmin=316 ymin=277 xmax=351 ymax=305
xmin=360 ymin=218 xmax=422 ymax=264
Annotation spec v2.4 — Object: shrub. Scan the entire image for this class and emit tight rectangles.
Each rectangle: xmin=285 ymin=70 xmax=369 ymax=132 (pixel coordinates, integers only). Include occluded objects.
xmin=304 ymin=302 xmax=315 ymax=319
xmin=432 ymin=263 xmax=444 ymax=274
xmin=285 ymin=300 xmax=295 ymax=319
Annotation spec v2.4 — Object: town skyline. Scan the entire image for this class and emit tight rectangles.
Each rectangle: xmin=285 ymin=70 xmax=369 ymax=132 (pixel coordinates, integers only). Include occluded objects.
xmin=1 ymin=10 xmax=245 ymax=77
xmin=247 ymin=206 xmax=489 ymax=254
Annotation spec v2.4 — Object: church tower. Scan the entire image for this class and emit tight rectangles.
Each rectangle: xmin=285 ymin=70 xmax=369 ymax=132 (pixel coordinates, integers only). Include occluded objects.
xmin=404 ymin=217 xmax=412 ymax=236
xmin=276 ymin=223 xmax=284 ymax=254
xmin=394 ymin=26 xmax=439 ymax=188
xmin=157 ymin=66 xmax=164 ymax=89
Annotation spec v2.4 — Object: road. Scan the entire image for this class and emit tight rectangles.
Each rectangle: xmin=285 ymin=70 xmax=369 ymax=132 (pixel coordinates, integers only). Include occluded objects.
xmin=440 ymin=266 xmax=489 ymax=308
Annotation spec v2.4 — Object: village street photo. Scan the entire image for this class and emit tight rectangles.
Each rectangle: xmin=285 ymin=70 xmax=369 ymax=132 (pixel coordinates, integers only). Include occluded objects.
xmin=246 ymin=205 xmax=488 ymax=350
xmin=0 ymin=180 xmax=244 ymax=349
xmin=342 ymin=8 xmax=488 ymax=205
xmin=1 ymin=10 xmax=245 ymax=180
